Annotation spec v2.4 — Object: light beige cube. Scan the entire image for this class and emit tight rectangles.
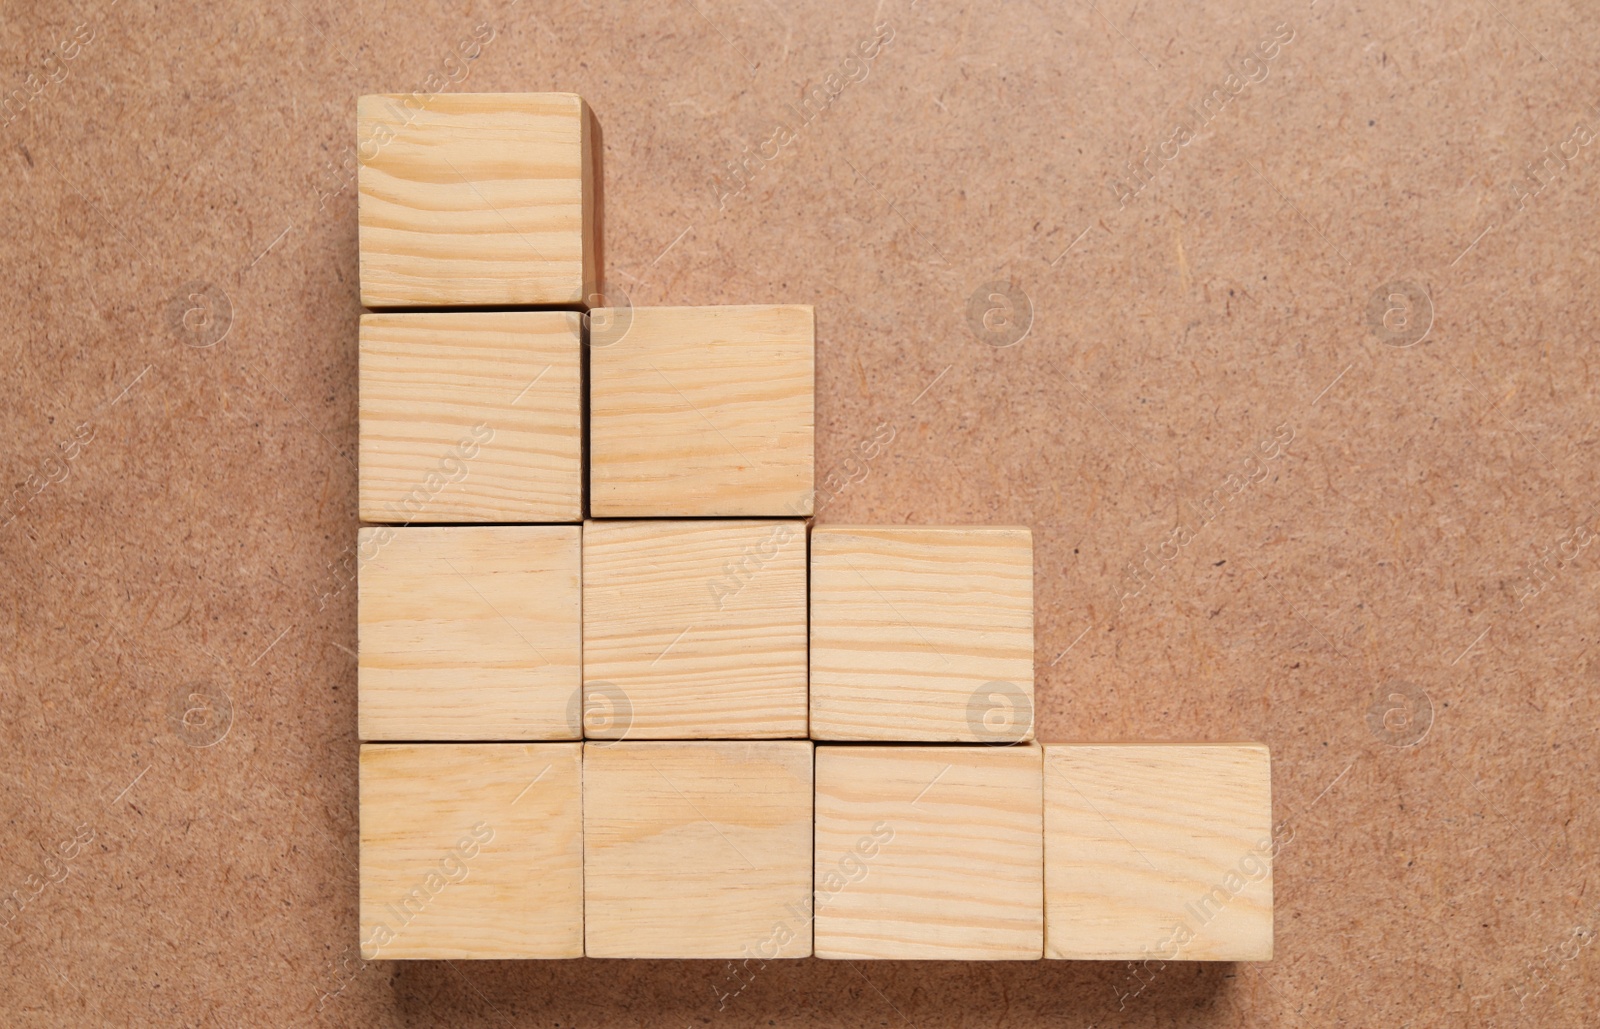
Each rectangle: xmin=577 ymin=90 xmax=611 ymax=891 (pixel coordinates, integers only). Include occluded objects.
xmin=1043 ymin=743 xmax=1274 ymax=961
xmin=810 ymin=526 xmax=1034 ymax=741
xmin=358 ymin=92 xmax=595 ymax=307
xmin=357 ymin=525 xmax=581 ymax=741
xmin=582 ymin=519 xmax=807 ymax=739
xmin=359 ymin=311 xmax=582 ymax=524
xmin=814 ymin=744 xmax=1043 ymax=960
xmin=589 ymin=305 xmax=814 ymax=517
xmin=583 ymin=741 xmax=814 ymax=958
xmin=359 ymin=743 xmax=582 ymax=959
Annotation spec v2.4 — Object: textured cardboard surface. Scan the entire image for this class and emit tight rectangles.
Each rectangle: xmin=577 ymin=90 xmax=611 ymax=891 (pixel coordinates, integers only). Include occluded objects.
xmin=2 ymin=0 xmax=1598 ymax=1025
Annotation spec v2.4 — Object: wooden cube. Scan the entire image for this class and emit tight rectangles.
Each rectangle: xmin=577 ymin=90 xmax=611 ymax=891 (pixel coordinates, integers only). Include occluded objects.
xmin=589 ymin=305 xmax=814 ymax=517
xmin=358 ymin=93 xmax=595 ymax=307
xmin=359 ymin=743 xmax=582 ymax=959
xmin=582 ymin=519 xmax=807 ymax=739
xmin=809 ymin=526 xmax=1034 ymax=741
xmin=359 ymin=311 xmax=583 ymax=524
xmin=813 ymin=744 xmax=1043 ymax=960
xmin=583 ymin=741 xmax=814 ymax=958
xmin=1043 ymin=743 xmax=1274 ymax=961
xmin=357 ymin=525 xmax=581 ymax=741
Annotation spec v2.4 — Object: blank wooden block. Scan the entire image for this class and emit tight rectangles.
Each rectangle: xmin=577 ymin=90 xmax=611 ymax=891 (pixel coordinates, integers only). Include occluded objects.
xmin=1043 ymin=743 xmax=1273 ymax=961
xmin=359 ymin=311 xmax=583 ymax=524
xmin=813 ymin=744 xmax=1043 ymax=960
xmin=358 ymin=525 xmax=581 ymax=741
xmin=582 ymin=519 xmax=807 ymax=739
xmin=358 ymin=92 xmax=595 ymax=307
xmin=589 ymin=305 xmax=814 ymax=517
xmin=359 ymin=743 xmax=582 ymax=959
xmin=583 ymin=741 xmax=814 ymax=958
xmin=809 ymin=526 xmax=1034 ymax=741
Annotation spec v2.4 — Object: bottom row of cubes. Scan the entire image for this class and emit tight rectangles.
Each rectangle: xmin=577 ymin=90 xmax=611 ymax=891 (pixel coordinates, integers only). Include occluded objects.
xmin=359 ymin=741 xmax=1274 ymax=962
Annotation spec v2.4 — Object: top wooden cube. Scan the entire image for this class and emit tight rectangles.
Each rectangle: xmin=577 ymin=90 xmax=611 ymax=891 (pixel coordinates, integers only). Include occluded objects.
xmin=589 ymin=305 xmax=815 ymax=517
xmin=358 ymin=93 xmax=596 ymax=308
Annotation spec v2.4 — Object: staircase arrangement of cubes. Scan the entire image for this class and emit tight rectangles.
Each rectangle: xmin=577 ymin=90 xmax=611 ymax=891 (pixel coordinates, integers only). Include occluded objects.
xmin=354 ymin=93 xmax=1274 ymax=963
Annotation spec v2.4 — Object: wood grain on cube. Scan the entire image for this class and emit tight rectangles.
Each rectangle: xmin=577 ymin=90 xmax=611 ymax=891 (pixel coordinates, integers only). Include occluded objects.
xmin=589 ymin=305 xmax=814 ymax=517
xmin=809 ymin=526 xmax=1034 ymax=741
xmin=582 ymin=519 xmax=807 ymax=739
xmin=358 ymin=525 xmax=581 ymax=741
xmin=813 ymin=744 xmax=1043 ymax=960
xmin=359 ymin=311 xmax=582 ymax=523
xmin=1043 ymin=743 xmax=1273 ymax=961
xmin=358 ymin=92 xmax=594 ymax=307
xmin=359 ymin=743 xmax=582 ymax=959
xmin=583 ymin=741 xmax=814 ymax=958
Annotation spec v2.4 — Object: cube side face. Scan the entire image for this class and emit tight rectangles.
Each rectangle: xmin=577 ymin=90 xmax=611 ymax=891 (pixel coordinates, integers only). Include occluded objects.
xmin=582 ymin=520 xmax=808 ymax=739
xmin=1043 ymin=743 xmax=1274 ymax=961
xmin=589 ymin=306 xmax=815 ymax=517
xmin=813 ymin=745 xmax=1044 ymax=960
xmin=358 ymin=312 xmax=583 ymax=523
xmin=358 ymin=93 xmax=592 ymax=307
xmin=359 ymin=743 xmax=583 ymax=959
xmin=582 ymin=741 xmax=814 ymax=958
xmin=357 ymin=526 xmax=582 ymax=741
xmin=809 ymin=526 xmax=1034 ymax=741
xmin=579 ymin=101 xmax=597 ymax=306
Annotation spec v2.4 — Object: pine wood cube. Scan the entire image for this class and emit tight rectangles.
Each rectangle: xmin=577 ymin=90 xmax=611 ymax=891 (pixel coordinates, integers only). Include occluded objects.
xmin=809 ymin=526 xmax=1034 ymax=741
xmin=589 ymin=305 xmax=814 ymax=517
xmin=359 ymin=743 xmax=582 ymax=959
xmin=357 ymin=525 xmax=581 ymax=741
xmin=359 ymin=311 xmax=583 ymax=524
xmin=583 ymin=741 xmax=814 ymax=958
xmin=1043 ymin=743 xmax=1274 ymax=961
xmin=813 ymin=744 xmax=1043 ymax=960
xmin=357 ymin=92 xmax=596 ymax=308
xmin=582 ymin=519 xmax=807 ymax=739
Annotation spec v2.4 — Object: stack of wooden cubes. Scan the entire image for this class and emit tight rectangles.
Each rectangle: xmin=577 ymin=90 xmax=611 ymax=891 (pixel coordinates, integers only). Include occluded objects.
xmin=354 ymin=94 xmax=1274 ymax=964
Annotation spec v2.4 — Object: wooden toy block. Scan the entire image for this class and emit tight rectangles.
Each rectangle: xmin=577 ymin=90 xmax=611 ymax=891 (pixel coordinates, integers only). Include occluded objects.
xmin=813 ymin=744 xmax=1043 ymax=960
xmin=1043 ymin=743 xmax=1273 ymax=961
xmin=582 ymin=519 xmax=807 ymax=739
xmin=357 ymin=525 xmax=581 ymax=741
xmin=588 ymin=305 xmax=814 ymax=517
xmin=809 ymin=526 xmax=1034 ymax=741
xmin=359 ymin=311 xmax=583 ymax=524
xmin=359 ymin=743 xmax=582 ymax=959
xmin=357 ymin=92 xmax=596 ymax=308
xmin=583 ymin=741 xmax=814 ymax=958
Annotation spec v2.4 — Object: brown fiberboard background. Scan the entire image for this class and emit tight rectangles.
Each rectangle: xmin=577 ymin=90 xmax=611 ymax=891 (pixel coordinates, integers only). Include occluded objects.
xmin=3 ymin=0 xmax=1599 ymax=1025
